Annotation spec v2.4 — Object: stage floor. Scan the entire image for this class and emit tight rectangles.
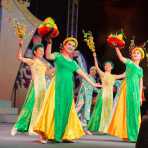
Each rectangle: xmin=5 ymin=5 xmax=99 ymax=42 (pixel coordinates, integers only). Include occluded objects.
xmin=0 ymin=123 xmax=135 ymax=148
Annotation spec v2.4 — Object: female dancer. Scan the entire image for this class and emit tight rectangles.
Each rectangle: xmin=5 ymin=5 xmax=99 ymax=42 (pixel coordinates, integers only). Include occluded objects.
xmin=33 ymin=37 xmax=101 ymax=143
xmin=76 ymin=66 xmax=98 ymax=134
xmin=108 ymin=46 xmax=144 ymax=142
xmin=88 ymin=52 xmax=125 ymax=134
xmin=11 ymin=40 xmax=53 ymax=135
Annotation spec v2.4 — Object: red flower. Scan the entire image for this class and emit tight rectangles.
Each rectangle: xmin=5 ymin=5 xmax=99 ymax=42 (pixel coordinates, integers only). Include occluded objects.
xmin=107 ymin=34 xmax=125 ymax=48
xmin=37 ymin=17 xmax=59 ymax=38
xmin=38 ymin=26 xmax=50 ymax=37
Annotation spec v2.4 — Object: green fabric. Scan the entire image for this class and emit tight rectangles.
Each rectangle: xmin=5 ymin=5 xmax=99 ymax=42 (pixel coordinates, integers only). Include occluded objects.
xmin=76 ymin=76 xmax=96 ymax=121
xmin=54 ymin=52 xmax=79 ymax=141
xmin=125 ymin=59 xmax=143 ymax=141
xmin=88 ymin=90 xmax=103 ymax=131
xmin=14 ymin=82 xmax=35 ymax=132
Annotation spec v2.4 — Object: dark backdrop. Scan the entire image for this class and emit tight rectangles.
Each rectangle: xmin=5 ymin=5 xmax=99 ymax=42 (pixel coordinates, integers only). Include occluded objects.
xmin=28 ymin=0 xmax=68 ymax=48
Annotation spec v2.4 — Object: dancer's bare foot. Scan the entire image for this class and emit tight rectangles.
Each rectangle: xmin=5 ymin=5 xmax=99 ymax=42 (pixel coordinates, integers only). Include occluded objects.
xmin=39 ymin=135 xmax=48 ymax=144
xmin=99 ymin=131 xmax=104 ymax=135
xmin=40 ymin=139 xmax=48 ymax=144
xmin=11 ymin=127 xmax=17 ymax=136
xmin=85 ymin=130 xmax=92 ymax=135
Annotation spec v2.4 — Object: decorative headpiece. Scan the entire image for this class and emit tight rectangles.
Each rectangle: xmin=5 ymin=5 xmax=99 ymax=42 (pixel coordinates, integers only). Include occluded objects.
xmin=129 ymin=36 xmax=147 ymax=60
xmin=63 ymin=37 xmax=78 ymax=48
xmin=131 ymin=47 xmax=145 ymax=59
xmin=90 ymin=66 xmax=97 ymax=71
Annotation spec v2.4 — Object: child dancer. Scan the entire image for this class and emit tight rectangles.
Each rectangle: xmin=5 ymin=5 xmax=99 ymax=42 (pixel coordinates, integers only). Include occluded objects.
xmin=11 ymin=39 xmax=53 ymax=135
xmin=108 ymin=46 xmax=144 ymax=142
xmin=88 ymin=52 xmax=125 ymax=134
xmin=76 ymin=66 xmax=99 ymax=134
xmin=33 ymin=37 xmax=101 ymax=143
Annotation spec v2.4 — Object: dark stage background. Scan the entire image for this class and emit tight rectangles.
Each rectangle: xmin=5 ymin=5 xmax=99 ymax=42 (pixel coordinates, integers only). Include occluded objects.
xmin=28 ymin=0 xmax=68 ymax=48
xmin=28 ymin=0 xmax=148 ymax=99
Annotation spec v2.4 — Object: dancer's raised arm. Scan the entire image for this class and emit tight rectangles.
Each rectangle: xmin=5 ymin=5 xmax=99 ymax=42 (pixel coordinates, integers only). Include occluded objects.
xmin=77 ymin=68 xmax=101 ymax=88
xmin=45 ymin=38 xmax=55 ymax=60
xmin=115 ymin=47 xmax=127 ymax=63
xmin=114 ymin=72 xmax=125 ymax=80
xmin=93 ymin=52 xmax=104 ymax=76
xmin=17 ymin=39 xmax=33 ymax=65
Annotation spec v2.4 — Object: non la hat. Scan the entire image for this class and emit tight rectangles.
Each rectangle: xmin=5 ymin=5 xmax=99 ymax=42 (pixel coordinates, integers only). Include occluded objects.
xmin=63 ymin=37 xmax=78 ymax=48
xmin=131 ymin=47 xmax=145 ymax=59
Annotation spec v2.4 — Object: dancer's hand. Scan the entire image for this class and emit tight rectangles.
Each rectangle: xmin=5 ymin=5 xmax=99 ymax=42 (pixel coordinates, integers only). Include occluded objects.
xmin=17 ymin=49 xmax=23 ymax=60
xmin=18 ymin=39 xmax=23 ymax=48
xmin=93 ymin=52 xmax=97 ymax=57
xmin=47 ymin=37 xmax=52 ymax=44
xmin=94 ymin=83 xmax=102 ymax=88
xmin=140 ymin=98 xmax=143 ymax=106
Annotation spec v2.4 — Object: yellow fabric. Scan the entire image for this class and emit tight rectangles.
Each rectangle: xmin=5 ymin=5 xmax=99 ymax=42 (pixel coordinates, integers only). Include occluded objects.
xmin=33 ymin=77 xmax=55 ymax=139
xmin=29 ymin=59 xmax=47 ymax=135
xmin=108 ymin=80 xmax=128 ymax=139
xmin=99 ymin=73 xmax=115 ymax=132
xmin=33 ymin=77 xmax=85 ymax=140
xmin=63 ymin=102 xmax=85 ymax=140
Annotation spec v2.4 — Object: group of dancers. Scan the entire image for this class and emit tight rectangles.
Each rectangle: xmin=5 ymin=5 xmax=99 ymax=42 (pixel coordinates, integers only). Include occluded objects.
xmin=10 ymin=34 xmax=144 ymax=144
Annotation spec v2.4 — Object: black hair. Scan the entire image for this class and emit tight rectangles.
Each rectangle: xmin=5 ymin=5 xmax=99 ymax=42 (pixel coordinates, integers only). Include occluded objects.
xmin=32 ymin=43 xmax=44 ymax=55
xmin=103 ymin=61 xmax=114 ymax=69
